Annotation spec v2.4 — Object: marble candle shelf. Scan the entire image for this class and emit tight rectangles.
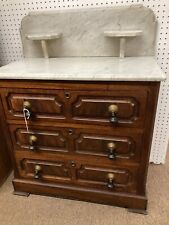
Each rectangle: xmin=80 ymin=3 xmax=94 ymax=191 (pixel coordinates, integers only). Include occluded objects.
xmin=104 ymin=30 xmax=143 ymax=58
xmin=27 ymin=33 xmax=62 ymax=58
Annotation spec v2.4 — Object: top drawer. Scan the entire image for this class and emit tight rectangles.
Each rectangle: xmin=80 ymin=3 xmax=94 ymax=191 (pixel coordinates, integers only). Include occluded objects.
xmin=2 ymin=86 xmax=148 ymax=128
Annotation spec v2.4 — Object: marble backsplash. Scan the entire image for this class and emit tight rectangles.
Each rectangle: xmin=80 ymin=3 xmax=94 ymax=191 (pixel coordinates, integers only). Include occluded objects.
xmin=21 ymin=5 xmax=157 ymax=58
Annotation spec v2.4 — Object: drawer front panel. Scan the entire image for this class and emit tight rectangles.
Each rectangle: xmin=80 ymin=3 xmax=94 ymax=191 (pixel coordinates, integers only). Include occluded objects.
xmin=76 ymin=164 xmax=138 ymax=193
xmin=74 ymin=129 xmax=142 ymax=162
xmin=2 ymin=89 xmax=66 ymax=121
xmin=73 ymin=128 xmax=144 ymax=163
xmin=18 ymin=158 xmax=71 ymax=182
xmin=70 ymin=90 xmax=148 ymax=128
xmin=10 ymin=126 xmax=68 ymax=153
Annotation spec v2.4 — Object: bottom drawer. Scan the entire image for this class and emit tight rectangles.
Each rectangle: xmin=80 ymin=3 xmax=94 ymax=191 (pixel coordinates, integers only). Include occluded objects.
xmin=16 ymin=157 xmax=139 ymax=194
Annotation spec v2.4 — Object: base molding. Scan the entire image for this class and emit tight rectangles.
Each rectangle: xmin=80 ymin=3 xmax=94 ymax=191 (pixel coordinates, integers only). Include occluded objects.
xmin=13 ymin=178 xmax=147 ymax=212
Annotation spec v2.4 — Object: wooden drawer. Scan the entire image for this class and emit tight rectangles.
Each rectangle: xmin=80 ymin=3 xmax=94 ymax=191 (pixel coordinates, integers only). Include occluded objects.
xmin=16 ymin=157 xmax=138 ymax=194
xmin=10 ymin=124 xmax=143 ymax=163
xmin=2 ymin=86 xmax=148 ymax=128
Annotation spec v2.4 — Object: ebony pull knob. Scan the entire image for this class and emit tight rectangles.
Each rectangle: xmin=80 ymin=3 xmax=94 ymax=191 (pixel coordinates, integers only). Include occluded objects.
xmin=107 ymin=142 xmax=116 ymax=160
xmin=23 ymin=101 xmax=32 ymax=120
xmin=107 ymin=173 xmax=115 ymax=189
xmin=29 ymin=135 xmax=38 ymax=151
xmin=34 ymin=165 xmax=42 ymax=179
xmin=108 ymin=104 xmax=118 ymax=124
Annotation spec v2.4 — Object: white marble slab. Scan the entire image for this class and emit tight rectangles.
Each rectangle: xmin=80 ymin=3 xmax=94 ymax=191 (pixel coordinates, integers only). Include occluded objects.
xmin=21 ymin=5 xmax=156 ymax=58
xmin=27 ymin=33 xmax=62 ymax=40
xmin=103 ymin=30 xmax=142 ymax=37
xmin=0 ymin=57 xmax=165 ymax=81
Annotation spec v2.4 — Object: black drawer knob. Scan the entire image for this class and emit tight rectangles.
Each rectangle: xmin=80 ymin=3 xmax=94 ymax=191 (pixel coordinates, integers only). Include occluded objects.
xmin=107 ymin=142 xmax=116 ymax=160
xmin=23 ymin=101 xmax=32 ymax=120
xmin=108 ymin=104 xmax=118 ymax=124
xmin=29 ymin=135 xmax=38 ymax=151
xmin=107 ymin=173 xmax=115 ymax=189
xmin=34 ymin=165 xmax=42 ymax=179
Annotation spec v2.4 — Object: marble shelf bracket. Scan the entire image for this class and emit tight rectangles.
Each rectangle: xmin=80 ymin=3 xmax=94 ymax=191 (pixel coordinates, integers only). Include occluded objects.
xmin=26 ymin=33 xmax=62 ymax=58
xmin=104 ymin=30 xmax=142 ymax=58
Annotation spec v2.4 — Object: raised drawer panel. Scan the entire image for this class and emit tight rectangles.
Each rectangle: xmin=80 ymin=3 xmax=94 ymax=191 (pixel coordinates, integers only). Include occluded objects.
xmin=70 ymin=90 xmax=148 ymax=128
xmin=2 ymin=89 xmax=66 ymax=121
xmin=76 ymin=164 xmax=138 ymax=193
xmin=10 ymin=126 xmax=68 ymax=153
xmin=18 ymin=158 xmax=71 ymax=182
xmin=74 ymin=129 xmax=143 ymax=162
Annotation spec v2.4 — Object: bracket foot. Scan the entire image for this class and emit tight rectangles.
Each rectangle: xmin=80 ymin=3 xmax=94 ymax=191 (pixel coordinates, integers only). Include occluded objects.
xmin=128 ymin=208 xmax=148 ymax=215
xmin=13 ymin=191 xmax=30 ymax=197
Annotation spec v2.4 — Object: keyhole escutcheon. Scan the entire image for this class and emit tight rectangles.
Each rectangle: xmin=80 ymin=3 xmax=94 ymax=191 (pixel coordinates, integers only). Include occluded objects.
xmin=64 ymin=91 xmax=71 ymax=99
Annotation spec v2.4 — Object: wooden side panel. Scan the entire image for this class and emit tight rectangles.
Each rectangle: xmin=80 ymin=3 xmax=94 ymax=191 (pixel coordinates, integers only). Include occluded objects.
xmin=0 ymin=97 xmax=12 ymax=186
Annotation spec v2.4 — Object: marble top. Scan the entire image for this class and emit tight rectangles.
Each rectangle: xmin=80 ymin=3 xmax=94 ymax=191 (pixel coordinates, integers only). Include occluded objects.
xmin=0 ymin=57 xmax=165 ymax=81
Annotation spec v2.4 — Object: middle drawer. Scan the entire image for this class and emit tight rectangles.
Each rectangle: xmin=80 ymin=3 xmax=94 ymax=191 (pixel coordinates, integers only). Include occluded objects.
xmin=9 ymin=124 xmax=144 ymax=164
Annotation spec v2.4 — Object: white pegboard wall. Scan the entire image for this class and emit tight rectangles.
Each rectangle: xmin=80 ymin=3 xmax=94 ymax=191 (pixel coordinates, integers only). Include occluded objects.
xmin=0 ymin=0 xmax=168 ymax=164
